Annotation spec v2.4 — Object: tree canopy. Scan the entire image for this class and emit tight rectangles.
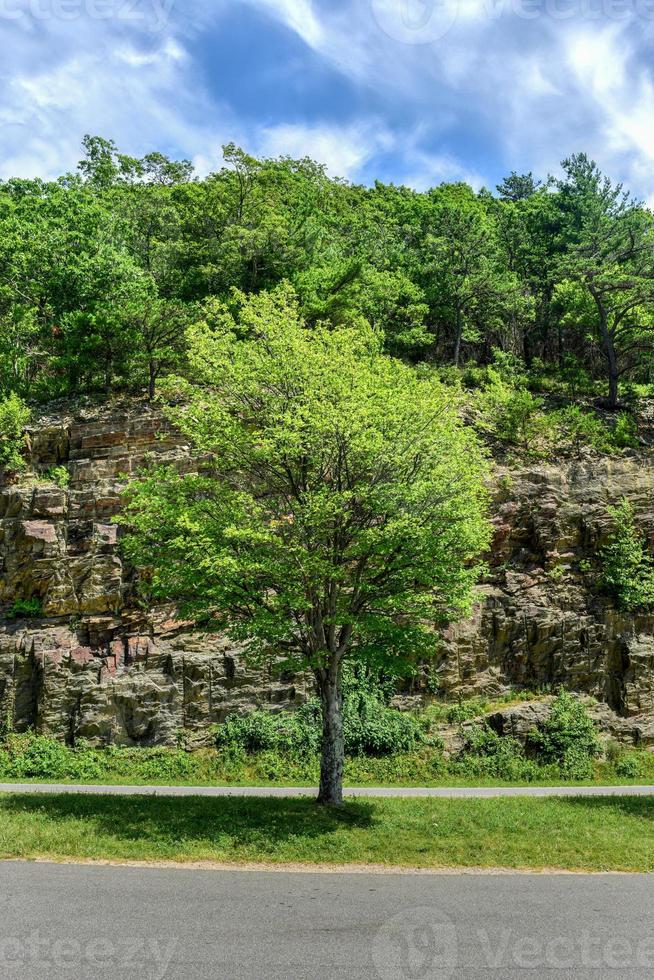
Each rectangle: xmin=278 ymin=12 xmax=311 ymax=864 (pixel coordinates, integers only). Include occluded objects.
xmin=1 ymin=139 xmax=654 ymax=407
xmin=121 ymin=288 xmax=491 ymax=802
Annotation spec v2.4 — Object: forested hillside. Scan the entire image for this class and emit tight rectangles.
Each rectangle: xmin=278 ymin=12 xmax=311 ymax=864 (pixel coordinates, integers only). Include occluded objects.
xmin=2 ymin=136 xmax=654 ymax=418
xmin=3 ymin=139 xmax=654 ymax=790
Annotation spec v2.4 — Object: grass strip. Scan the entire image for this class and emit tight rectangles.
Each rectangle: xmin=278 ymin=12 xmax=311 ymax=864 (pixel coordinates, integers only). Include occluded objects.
xmin=0 ymin=793 xmax=652 ymax=872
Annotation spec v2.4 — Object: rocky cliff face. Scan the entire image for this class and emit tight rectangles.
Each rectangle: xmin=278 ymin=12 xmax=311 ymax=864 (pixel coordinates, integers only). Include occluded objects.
xmin=2 ymin=400 xmax=654 ymax=746
xmin=437 ymin=452 xmax=654 ymax=743
xmin=0 ymin=401 xmax=309 ymax=746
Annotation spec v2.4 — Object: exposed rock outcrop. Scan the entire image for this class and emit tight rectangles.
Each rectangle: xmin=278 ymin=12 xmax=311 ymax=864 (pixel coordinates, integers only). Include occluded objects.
xmin=0 ymin=401 xmax=308 ymax=746
xmin=2 ymin=399 xmax=654 ymax=746
xmin=484 ymin=697 xmax=654 ymax=750
xmin=435 ymin=454 xmax=654 ymax=720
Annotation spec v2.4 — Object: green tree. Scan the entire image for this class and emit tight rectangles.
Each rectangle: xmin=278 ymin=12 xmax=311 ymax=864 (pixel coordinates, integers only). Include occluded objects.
xmin=0 ymin=392 xmax=30 ymax=473
xmin=296 ymin=262 xmax=431 ymax=357
xmin=0 ymin=307 xmax=41 ymax=396
xmin=130 ymin=293 xmax=195 ymax=398
xmin=78 ymin=135 xmax=193 ymax=188
xmin=0 ymin=176 xmax=134 ymax=397
xmin=496 ymin=171 xmax=541 ymax=202
xmin=121 ymin=287 xmax=491 ymax=804
xmin=421 ymin=184 xmax=523 ymax=365
xmin=60 ymin=249 xmax=151 ymax=394
xmin=492 ymin=186 xmax=564 ymax=365
xmin=527 ymin=690 xmax=599 ymax=779
xmin=600 ymin=500 xmax=654 ymax=611
xmin=6 ymin=137 xmax=654 ymax=412
xmin=557 ymin=154 xmax=654 ymax=407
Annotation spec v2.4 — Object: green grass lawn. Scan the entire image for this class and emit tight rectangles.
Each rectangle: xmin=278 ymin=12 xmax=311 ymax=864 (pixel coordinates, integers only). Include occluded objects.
xmin=1 ymin=793 xmax=654 ymax=872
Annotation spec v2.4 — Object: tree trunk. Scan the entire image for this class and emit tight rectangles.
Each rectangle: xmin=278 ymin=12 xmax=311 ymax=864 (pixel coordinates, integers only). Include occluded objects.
xmin=608 ymin=364 xmax=619 ymax=410
xmin=148 ymin=360 xmax=157 ymax=400
xmin=316 ymin=664 xmax=344 ymax=806
xmin=599 ymin=311 xmax=619 ymax=408
xmin=592 ymin=290 xmax=619 ymax=409
xmin=452 ymin=307 xmax=463 ymax=368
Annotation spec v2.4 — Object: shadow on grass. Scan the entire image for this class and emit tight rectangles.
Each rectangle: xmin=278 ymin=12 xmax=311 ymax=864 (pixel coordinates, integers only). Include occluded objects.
xmin=559 ymin=794 xmax=654 ymax=819
xmin=0 ymin=793 xmax=375 ymax=852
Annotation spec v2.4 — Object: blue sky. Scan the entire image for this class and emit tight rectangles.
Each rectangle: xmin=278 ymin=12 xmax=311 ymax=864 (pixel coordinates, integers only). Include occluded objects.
xmin=1 ymin=0 xmax=654 ymax=200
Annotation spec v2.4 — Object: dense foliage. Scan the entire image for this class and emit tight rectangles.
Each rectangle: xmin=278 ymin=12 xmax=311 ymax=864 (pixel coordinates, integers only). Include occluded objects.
xmin=0 ymin=691 xmax=639 ymax=788
xmin=0 ymin=140 xmax=651 ymax=800
xmin=600 ymin=501 xmax=654 ymax=610
xmin=121 ymin=288 xmax=491 ymax=803
xmin=215 ymin=674 xmax=428 ymax=758
xmin=526 ymin=690 xmax=601 ymax=778
xmin=1 ymin=138 xmax=654 ymax=409
xmin=121 ymin=288 xmax=491 ymax=669
xmin=0 ymin=393 xmax=30 ymax=471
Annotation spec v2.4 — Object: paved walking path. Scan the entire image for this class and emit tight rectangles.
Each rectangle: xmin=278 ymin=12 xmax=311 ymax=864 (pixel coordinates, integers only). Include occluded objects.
xmin=0 ymin=782 xmax=653 ymax=798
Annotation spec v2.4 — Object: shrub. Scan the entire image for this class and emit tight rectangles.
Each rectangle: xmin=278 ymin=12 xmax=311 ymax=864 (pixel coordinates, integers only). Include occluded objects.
xmin=451 ymin=723 xmax=544 ymax=782
xmin=215 ymin=676 xmax=427 ymax=759
xmin=555 ymin=743 xmax=595 ymax=780
xmin=45 ymin=465 xmax=70 ymax=488
xmin=0 ymin=393 xmax=30 ymax=473
xmin=546 ymin=564 xmax=566 ymax=584
xmin=552 ymin=406 xmax=637 ymax=456
xmin=604 ymin=738 xmax=623 ymax=764
xmin=436 ymin=365 xmax=465 ymax=388
xmin=445 ymin=697 xmax=489 ymax=724
xmin=343 ymin=696 xmax=425 ymax=756
xmin=215 ymin=703 xmax=322 ymax=757
xmin=451 ymin=694 xmax=601 ymax=782
xmin=474 ymin=369 xmax=553 ymax=456
xmin=615 ymin=754 xmax=641 ymax=779
xmin=553 ymin=405 xmax=615 ymax=455
xmin=131 ymin=748 xmax=198 ymax=781
xmin=0 ymin=734 xmax=209 ymax=783
xmin=460 ymin=361 xmax=491 ymax=390
xmin=3 ymin=734 xmax=72 ymax=779
xmin=8 ymin=598 xmax=43 ymax=619
xmin=600 ymin=500 xmax=654 ymax=611
xmin=528 ymin=690 xmax=600 ymax=779
xmin=612 ymin=412 xmax=638 ymax=449
xmin=488 ymin=348 xmax=530 ymax=387
xmin=558 ymin=355 xmax=596 ymax=400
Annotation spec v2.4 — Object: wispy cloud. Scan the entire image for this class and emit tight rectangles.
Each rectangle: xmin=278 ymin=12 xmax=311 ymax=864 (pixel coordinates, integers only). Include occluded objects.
xmin=255 ymin=120 xmax=394 ymax=178
xmin=229 ymin=0 xmax=654 ymax=196
xmin=397 ymin=148 xmax=487 ymax=192
xmin=242 ymin=0 xmax=325 ymax=48
xmin=0 ymin=8 xmax=209 ymax=178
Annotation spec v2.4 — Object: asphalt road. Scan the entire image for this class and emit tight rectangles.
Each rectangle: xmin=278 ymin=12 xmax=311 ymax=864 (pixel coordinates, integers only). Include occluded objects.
xmin=0 ymin=781 xmax=653 ymax=798
xmin=0 ymin=861 xmax=652 ymax=979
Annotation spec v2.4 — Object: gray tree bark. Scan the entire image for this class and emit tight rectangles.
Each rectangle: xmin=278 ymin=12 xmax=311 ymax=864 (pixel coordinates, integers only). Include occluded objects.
xmin=316 ymin=665 xmax=344 ymax=806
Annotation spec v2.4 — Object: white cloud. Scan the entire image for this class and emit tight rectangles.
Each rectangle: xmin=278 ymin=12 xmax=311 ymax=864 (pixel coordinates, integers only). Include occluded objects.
xmin=116 ymin=38 xmax=186 ymax=67
xmin=242 ymin=0 xmax=324 ymax=48
xmin=255 ymin=120 xmax=393 ymax=179
xmin=2 ymin=0 xmax=654 ymax=206
xmin=231 ymin=0 xmax=654 ymax=200
xmin=0 ymin=7 xmax=221 ymax=180
xmin=398 ymin=149 xmax=487 ymax=192
xmin=566 ymin=25 xmax=627 ymax=96
xmin=564 ymin=24 xmax=654 ymax=201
